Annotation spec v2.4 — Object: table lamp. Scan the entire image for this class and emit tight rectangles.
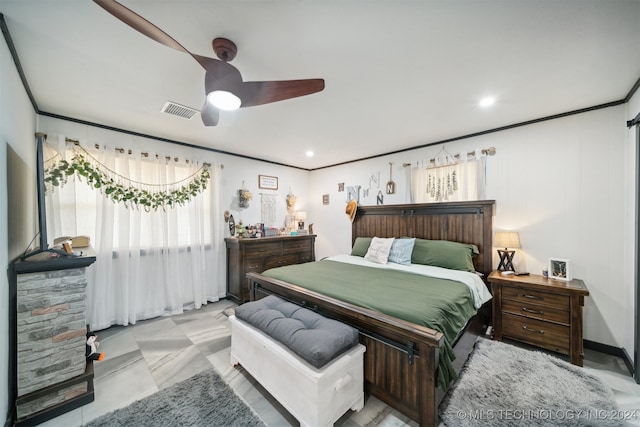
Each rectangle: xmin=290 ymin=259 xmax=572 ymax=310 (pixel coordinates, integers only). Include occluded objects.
xmin=494 ymin=231 xmax=521 ymax=271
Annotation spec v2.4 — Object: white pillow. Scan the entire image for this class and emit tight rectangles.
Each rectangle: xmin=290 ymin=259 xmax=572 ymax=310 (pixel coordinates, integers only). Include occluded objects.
xmin=364 ymin=237 xmax=395 ymax=264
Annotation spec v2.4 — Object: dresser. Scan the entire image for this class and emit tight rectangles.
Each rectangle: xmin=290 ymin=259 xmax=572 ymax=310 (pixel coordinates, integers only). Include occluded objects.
xmin=225 ymin=235 xmax=316 ymax=303
xmin=488 ymin=271 xmax=589 ymax=366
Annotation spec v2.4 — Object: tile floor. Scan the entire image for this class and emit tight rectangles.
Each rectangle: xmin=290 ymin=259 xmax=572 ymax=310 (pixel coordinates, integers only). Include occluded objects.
xmin=36 ymin=300 xmax=640 ymax=427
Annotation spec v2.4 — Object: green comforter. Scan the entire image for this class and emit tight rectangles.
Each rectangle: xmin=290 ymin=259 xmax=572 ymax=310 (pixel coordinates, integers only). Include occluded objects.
xmin=262 ymin=259 xmax=477 ymax=389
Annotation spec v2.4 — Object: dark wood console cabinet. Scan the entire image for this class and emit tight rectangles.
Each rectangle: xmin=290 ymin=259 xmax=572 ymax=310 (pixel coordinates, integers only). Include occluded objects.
xmin=225 ymin=235 xmax=316 ymax=303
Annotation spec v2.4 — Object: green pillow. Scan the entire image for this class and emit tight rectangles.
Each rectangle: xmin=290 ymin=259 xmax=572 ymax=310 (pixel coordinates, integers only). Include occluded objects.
xmin=351 ymin=237 xmax=372 ymax=257
xmin=411 ymin=239 xmax=478 ymax=272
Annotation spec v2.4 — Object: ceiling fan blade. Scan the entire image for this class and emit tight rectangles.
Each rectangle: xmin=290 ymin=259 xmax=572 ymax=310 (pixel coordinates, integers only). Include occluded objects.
xmin=94 ymin=0 xmax=189 ymax=53
xmin=201 ymin=102 xmax=220 ymax=126
xmin=237 ymin=79 xmax=325 ymax=108
xmin=93 ymin=0 xmax=212 ymax=68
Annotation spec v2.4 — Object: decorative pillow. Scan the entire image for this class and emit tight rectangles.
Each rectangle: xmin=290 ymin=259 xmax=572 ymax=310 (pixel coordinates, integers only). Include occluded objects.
xmin=351 ymin=237 xmax=373 ymax=257
xmin=388 ymin=238 xmax=416 ymax=265
xmin=411 ymin=239 xmax=479 ymax=272
xmin=364 ymin=237 xmax=395 ymax=264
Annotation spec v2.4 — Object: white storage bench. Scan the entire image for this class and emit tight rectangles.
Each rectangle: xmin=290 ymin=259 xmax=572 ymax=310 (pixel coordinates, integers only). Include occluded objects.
xmin=230 ymin=295 xmax=365 ymax=427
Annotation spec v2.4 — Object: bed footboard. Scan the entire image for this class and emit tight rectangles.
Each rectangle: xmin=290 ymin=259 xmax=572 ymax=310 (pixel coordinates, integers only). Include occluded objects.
xmin=247 ymin=272 xmax=445 ymax=426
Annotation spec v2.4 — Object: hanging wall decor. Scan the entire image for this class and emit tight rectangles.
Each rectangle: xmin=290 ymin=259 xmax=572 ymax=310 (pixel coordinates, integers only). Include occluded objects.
xmin=346 ymin=185 xmax=361 ymax=203
xmin=286 ymin=189 xmax=297 ymax=215
xmin=386 ymin=162 xmax=395 ymax=194
xmin=261 ymin=193 xmax=277 ymax=228
xmin=238 ymin=181 xmax=252 ymax=208
xmin=426 ymin=167 xmax=458 ymax=202
xmin=258 ymin=175 xmax=278 ymax=190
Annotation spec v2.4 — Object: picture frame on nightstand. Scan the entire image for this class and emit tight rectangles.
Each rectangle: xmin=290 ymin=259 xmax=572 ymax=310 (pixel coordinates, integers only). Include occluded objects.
xmin=549 ymin=258 xmax=572 ymax=281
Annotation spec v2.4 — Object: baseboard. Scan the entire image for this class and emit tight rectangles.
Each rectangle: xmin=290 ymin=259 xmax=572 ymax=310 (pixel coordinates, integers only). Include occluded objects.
xmin=583 ymin=339 xmax=634 ymax=377
xmin=5 ymin=405 xmax=15 ymax=427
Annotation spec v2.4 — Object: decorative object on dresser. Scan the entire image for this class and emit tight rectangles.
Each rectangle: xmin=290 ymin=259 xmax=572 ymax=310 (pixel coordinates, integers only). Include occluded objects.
xmin=494 ymin=231 xmax=521 ymax=271
xmin=549 ymin=257 xmax=572 ymax=281
xmin=488 ymin=270 xmax=589 ymax=366
xmin=295 ymin=211 xmax=307 ymax=230
xmin=225 ymin=234 xmax=316 ymax=303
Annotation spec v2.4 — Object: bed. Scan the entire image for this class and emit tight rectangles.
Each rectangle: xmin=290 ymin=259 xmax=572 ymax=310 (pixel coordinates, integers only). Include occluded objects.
xmin=246 ymin=200 xmax=495 ymax=426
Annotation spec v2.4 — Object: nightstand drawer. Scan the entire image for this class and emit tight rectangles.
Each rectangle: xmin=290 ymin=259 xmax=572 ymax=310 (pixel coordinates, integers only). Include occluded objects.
xmin=502 ymin=286 xmax=569 ymax=310
xmin=283 ymin=239 xmax=312 ymax=255
xmin=502 ymin=313 xmax=569 ymax=355
xmin=502 ymin=299 xmax=570 ymax=325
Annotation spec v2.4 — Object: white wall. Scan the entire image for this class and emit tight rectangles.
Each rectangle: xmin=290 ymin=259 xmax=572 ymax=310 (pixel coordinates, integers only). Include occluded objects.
xmin=36 ymin=116 xmax=310 ymax=298
xmin=309 ymin=105 xmax=633 ymax=351
xmin=1 ymin=26 xmax=38 ymax=424
xmin=37 ymin=99 xmax=639 ymax=354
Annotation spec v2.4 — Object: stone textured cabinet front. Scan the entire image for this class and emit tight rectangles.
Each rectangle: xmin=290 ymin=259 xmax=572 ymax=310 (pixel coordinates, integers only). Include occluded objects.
xmin=225 ymin=235 xmax=316 ymax=303
xmin=12 ymin=252 xmax=97 ymax=426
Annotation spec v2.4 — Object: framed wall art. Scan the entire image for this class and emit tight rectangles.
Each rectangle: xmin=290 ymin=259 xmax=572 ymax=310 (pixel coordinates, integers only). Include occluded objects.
xmin=258 ymin=175 xmax=278 ymax=190
xmin=549 ymin=258 xmax=572 ymax=281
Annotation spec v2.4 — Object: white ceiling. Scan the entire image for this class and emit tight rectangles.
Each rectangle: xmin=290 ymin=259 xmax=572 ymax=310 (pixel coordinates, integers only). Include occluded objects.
xmin=2 ymin=1 xmax=639 ymax=169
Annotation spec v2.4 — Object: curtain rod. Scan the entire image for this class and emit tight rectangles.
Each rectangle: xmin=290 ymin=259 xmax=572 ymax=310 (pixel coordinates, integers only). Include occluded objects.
xmin=36 ymin=132 xmax=222 ymax=168
xmin=402 ymin=146 xmax=496 ymax=167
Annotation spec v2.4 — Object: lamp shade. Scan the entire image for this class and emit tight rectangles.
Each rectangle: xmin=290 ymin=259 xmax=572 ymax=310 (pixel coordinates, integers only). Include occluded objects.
xmin=295 ymin=211 xmax=307 ymax=221
xmin=494 ymin=231 xmax=521 ymax=249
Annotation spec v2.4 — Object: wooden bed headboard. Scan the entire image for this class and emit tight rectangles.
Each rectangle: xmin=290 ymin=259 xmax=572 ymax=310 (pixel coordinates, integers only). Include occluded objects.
xmin=351 ymin=200 xmax=496 ymax=277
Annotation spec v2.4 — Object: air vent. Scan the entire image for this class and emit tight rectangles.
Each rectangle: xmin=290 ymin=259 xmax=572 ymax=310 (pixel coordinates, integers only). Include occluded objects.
xmin=160 ymin=101 xmax=198 ymax=119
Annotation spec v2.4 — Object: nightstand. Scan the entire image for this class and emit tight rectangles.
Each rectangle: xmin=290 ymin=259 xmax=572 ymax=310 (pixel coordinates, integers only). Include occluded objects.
xmin=488 ymin=271 xmax=589 ymax=366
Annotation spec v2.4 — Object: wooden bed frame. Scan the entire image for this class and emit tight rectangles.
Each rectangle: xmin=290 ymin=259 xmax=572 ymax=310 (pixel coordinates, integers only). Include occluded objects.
xmin=247 ymin=200 xmax=495 ymax=426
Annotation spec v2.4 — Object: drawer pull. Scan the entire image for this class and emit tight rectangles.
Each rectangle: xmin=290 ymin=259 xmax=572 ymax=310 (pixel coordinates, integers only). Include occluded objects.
xmin=521 ymin=293 xmax=544 ymax=301
xmin=522 ymin=325 xmax=544 ymax=334
xmin=522 ymin=307 xmax=544 ymax=315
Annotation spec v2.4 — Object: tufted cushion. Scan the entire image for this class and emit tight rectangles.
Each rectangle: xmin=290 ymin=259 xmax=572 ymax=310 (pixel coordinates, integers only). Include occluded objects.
xmin=234 ymin=295 xmax=359 ymax=368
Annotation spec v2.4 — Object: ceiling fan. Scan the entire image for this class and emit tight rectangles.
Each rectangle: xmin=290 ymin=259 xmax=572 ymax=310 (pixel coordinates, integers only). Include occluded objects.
xmin=94 ymin=0 xmax=325 ymax=126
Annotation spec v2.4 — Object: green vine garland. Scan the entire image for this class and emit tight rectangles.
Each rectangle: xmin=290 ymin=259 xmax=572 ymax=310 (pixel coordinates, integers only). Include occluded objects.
xmin=45 ymin=151 xmax=211 ymax=211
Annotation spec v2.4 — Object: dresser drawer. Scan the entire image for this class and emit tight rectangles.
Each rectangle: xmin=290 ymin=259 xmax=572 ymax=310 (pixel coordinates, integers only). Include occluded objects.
xmin=244 ymin=241 xmax=283 ymax=258
xmin=283 ymin=239 xmax=312 ymax=255
xmin=502 ymin=299 xmax=570 ymax=325
xmin=502 ymin=286 xmax=569 ymax=310
xmin=244 ymin=258 xmax=265 ymax=274
xmin=264 ymin=254 xmax=300 ymax=270
xmin=502 ymin=313 xmax=569 ymax=355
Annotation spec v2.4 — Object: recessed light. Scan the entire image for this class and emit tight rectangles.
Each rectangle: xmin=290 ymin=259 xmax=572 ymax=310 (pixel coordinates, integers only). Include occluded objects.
xmin=305 ymin=150 xmax=314 ymax=157
xmin=479 ymin=96 xmax=496 ymax=108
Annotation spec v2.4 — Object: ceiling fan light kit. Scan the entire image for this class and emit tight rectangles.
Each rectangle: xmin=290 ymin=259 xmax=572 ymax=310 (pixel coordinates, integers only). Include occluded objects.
xmin=207 ymin=90 xmax=241 ymax=111
xmin=94 ymin=0 xmax=325 ymax=126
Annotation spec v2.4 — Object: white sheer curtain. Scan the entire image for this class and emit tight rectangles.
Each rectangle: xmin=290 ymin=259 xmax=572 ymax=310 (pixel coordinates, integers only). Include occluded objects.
xmin=46 ymin=136 xmax=222 ymax=331
xmin=411 ymin=151 xmax=487 ymax=203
